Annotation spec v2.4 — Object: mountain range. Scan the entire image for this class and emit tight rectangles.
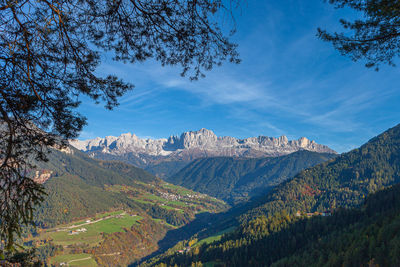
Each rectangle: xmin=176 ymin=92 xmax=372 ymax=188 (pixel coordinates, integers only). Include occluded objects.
xmin=70 ymin=128 xmax=336 ymax=178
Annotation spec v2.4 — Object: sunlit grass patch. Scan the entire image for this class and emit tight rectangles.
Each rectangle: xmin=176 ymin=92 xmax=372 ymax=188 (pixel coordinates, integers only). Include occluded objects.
xmin=40 ymin=211 xmax=143 ymax=246
xmin=50 ymin=253 xmax=97 ymax=266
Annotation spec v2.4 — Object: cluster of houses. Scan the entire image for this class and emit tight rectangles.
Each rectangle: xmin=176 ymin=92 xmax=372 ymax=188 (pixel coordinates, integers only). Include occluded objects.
xmin=68 ymin=228 xmax=87 ymax=235
xmin=158 ymin=189 xmax=204 ymax=202
xmin=185 ymin=193 xmax=204 ymax=199
xmin=159 ymin=191 xmax=182 ymax=201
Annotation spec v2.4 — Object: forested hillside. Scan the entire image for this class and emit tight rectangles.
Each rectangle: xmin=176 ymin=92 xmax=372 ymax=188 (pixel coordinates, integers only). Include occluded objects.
xmin=167 ymin=151 xmax=336 ymax=203
xmin=34 ymin=148 xmax=158 ymax=227
xmin=146 ymin=123 xmax=400 ymax=266
xmin=149 ymin=178 xmax=400 ymax=266
xmin=241 ymin=123 xmax=400 ymax=222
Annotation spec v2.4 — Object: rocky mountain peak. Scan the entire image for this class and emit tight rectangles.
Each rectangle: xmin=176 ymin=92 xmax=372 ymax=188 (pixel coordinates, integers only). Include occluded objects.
xmin=298 ymin=137 xmax=310 ymax=147
xmin=180 ymin=128 xmax=218 ymax=148
xmin=279 ymin=135 xmax=289 ymax=144
xmin=70 ymin=128 xmax=336 ymax=162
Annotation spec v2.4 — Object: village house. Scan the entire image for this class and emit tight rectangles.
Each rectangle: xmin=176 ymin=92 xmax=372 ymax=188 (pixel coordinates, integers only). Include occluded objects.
xmin=68 ymin=228 xmax=87 ymax=235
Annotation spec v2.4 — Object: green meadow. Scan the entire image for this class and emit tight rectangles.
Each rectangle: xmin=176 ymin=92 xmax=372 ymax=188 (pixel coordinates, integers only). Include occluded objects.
xmin=194 ymin=226 xmax=236 ymax=247
xmin=40 ymin=211 xmax=143 ymax=246
xmin=50 ymin=253 xmax=98 ymax=266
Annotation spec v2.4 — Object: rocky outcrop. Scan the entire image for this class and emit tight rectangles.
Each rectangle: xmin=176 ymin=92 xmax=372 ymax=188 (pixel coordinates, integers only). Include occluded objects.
xmin=33 ymin=170 xmax=53 ymax=184
xmin=70 ymin=128 xmax=336 ymax=162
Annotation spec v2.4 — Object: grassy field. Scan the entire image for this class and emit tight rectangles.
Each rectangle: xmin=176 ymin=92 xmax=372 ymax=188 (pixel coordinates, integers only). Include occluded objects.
xmin=43 ymin=211 xmax=143 ymax=265
xmin=142 ymin=193 xmax=167 ymax=202
xmin=95 ymin=210 xmax=125 ymax=219
xmin=194 ymin=226 xmax=236 ymax=247
xmin=50 ymin=253 xmax=98 ymax=266
xmin=166 ymin=200 xmax=189 ymax=207
xmin=110 ymin=182 xmax=213 ymax=215
xmin=40 ymin=211 xmax=143 ymax=246
xmin=161 ymin=183 xmax=193 ymax=195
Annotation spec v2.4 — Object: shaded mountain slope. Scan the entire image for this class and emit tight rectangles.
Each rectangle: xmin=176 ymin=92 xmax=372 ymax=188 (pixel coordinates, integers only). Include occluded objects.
xmin=86 ymin=151 xmax=189 ymax=179
xmin=167 ymin=151 xmax=336 ymax=203
xmin=36 ymin=147 xmax=157 ymax=187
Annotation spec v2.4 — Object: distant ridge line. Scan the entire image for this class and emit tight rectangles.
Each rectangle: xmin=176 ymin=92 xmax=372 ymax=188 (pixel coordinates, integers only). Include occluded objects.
xmin=70 ymin=128 xmax=336 ymax=157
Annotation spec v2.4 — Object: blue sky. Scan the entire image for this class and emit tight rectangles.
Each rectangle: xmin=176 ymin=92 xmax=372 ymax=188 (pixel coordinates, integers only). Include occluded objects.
xmin=77 ymin=0 xmax=400 ymax=153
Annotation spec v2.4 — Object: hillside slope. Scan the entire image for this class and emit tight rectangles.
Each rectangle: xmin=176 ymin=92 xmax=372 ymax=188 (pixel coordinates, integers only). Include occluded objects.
xmin=146 ymin=123 xmax=400 ymax=266
xmin=27 ymin=147 xmax=228 ymax=266
xmin=168 ymin=151 xmax=336 ymax=203
xmin=150 ymin=178 xmax=400 ymax=267
xmin=242 ymin=123 xmax=400 ymax=222
xmin=34 ymin=147 xmax=158 ymax=227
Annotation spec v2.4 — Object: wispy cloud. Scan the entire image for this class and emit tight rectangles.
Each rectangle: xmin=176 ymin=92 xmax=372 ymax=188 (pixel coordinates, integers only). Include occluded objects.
xmin=162 ymin=75 xmax=271 ymax=105
xmin=121 ymin=56 xmax=390 ymax=138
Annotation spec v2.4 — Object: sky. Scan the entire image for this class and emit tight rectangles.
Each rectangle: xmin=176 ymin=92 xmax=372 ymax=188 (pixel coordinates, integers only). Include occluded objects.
xmin=76 ymin=0 xmax=400 ymax=153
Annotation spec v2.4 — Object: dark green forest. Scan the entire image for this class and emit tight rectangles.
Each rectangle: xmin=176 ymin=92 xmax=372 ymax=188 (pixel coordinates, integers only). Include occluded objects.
xmin=87 ymin=151 xmax=189 ymax=179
